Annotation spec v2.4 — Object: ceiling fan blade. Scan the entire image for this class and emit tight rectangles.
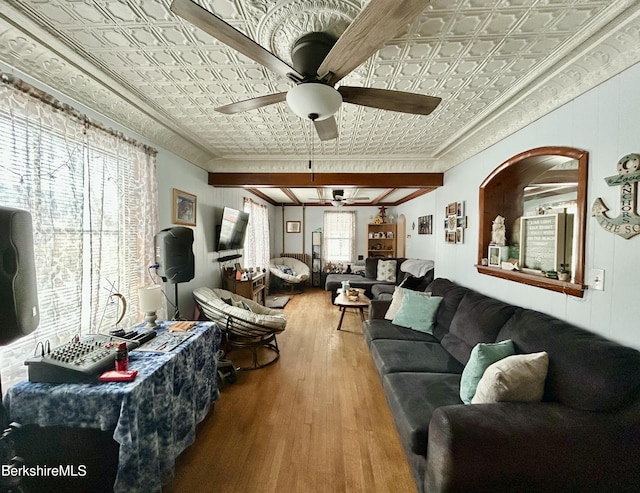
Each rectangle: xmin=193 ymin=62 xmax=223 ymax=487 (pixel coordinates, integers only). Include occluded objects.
xmin=318 ymin=0 xmax=429 ymax=85
xmin=170 ymin=0 xmax=303 ymax=82
xmin=216 ymin=92 xmax=288 ymax=114
xmin=314 ymin=117 xmax=339 ymax=141
xmin=339 ymin=86 xmax=441 ymax=115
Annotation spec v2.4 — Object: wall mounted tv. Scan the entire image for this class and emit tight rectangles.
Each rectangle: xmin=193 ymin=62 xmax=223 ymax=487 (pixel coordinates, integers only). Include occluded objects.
xmin=217 ymin=207 xmax=249 ymax=251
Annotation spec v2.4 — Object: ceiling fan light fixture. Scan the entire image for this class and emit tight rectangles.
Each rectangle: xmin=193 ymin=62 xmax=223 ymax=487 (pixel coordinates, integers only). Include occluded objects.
xmin=286 ymin=83 xmax=342 ymax=121
xmin=330 ymin=200 xmax=344 ymax=207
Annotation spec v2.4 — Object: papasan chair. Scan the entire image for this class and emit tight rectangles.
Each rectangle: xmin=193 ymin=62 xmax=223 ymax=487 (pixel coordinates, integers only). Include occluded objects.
xmin=193 ymin=287 xmax=287 ymax=370
xmin=269 ymin=257 xmax=310 ymax=293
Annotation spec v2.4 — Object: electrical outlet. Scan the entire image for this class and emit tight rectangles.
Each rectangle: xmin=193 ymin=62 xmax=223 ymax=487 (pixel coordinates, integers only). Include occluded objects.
xmin=590 ymin=268 xmax=605 ymax=291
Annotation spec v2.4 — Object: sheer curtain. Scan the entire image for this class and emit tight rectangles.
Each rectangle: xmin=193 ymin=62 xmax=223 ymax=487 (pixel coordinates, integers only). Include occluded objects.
xmin=323 ymin=211 xmax=356 ymax=265
xmin=0 ymin=74 xmax=158 ymax=389
xmin=243 ymin=198 xmax=270 ymax=272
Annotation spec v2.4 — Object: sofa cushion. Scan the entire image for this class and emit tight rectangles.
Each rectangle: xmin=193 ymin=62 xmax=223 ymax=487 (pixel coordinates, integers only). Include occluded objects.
xmin=426 ymin=278 xmax=470 ymax=341
xmin=383 ymin=372 xmax=462 ymax=456
xmin=472 ymin=351 xmax=549 ymax=404
xmin=392 ymin=290 xmax=442 ymax=334
xmin=370 ymin=340 xmax=464 ymax=375
xmin=377 ymin=259 xmax=398 ymax=282
xmin=365 ymin=257 xmax=378 ymax=279
xmin=441 ymin=292 xmax=517 ymax=364
xmin=384 ymin=286 xmax=404 ymax=320
xmin=459 ymin=339 xmax=516 ymax=404
xmin=497 ymin=308 xmax=640 ymax=412
xmin=363 ymin=319 xmax=438 ymax=347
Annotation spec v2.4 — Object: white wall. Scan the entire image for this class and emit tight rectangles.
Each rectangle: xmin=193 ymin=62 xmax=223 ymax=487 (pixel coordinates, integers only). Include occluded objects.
xmin=275 ymin=205 xmax=386 ymax=263
xmin=398 ymin=61 xmax=640 ymax=349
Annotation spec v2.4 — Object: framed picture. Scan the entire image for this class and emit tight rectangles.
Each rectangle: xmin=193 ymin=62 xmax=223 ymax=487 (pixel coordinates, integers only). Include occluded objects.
xmin=456 ymin=201 xmax=465 ymax=218
xmin=446 ymin=202 xmax=457 ymax=215
xmin=286 ymin=221 xmax=301 ymax=233
xmin=418 ymin=215 xmax=432 ymax=235
xmin=172 ymin=188 xmax=196 ymax=226
xmin=445 ymin=231 xmax=457 ymax=243
xmin=488 ymin=245 xmax=501 ymax=267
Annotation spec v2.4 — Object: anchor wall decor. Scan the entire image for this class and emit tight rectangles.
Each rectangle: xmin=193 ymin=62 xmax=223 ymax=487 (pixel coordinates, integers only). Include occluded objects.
xmin=592 ymin=153 xmax=640 ymax=239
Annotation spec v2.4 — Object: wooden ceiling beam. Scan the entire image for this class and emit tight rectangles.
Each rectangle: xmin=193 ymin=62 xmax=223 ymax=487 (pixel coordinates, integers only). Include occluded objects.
xmin=281 ymin=188 xmax=301 ymax=205
xmin=371 ymin=188 xmax=397 ymax=204
xmin=208 ymin=172 xmax=443 ymax=188
xmin=247 ymin=188 xmax=277 ymax=205
xmin=394 ymin=188 xmax=436 ymax=205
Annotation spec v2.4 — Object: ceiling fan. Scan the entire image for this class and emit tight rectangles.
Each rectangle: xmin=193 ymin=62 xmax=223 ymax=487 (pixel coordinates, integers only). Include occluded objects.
xmin=170 ymin=0 xmax=441 ymax=141
xmin=307 ymin=189 xmax=370 ymax=207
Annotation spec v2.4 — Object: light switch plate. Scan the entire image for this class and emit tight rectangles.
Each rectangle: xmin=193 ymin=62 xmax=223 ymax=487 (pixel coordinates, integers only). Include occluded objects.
xmin=590 ymin=268 xmax=605 ymax=291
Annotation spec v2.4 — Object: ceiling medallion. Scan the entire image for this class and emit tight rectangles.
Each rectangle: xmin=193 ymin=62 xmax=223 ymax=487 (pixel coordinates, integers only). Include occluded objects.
xmin=255 ymin=0 xmax=361 ymax=64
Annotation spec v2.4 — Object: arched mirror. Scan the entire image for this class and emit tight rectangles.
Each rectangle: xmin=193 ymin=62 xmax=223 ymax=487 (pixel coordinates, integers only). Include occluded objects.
xmin=477 ymin=146 xmax=588 ymax=297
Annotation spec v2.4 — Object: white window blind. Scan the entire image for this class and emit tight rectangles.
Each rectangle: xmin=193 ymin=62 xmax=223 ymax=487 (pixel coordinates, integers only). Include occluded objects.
xmin=0 ymin=75 xmax=158 ymax=390
xmin=323 ymin=211 xmax=356 ymax=264
xmin=243 ymin=198 xmax=270 ymax=271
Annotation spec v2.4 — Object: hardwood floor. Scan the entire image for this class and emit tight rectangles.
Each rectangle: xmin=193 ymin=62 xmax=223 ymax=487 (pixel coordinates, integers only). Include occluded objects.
xmin=163 ymin=288 xmax=416 ymax=493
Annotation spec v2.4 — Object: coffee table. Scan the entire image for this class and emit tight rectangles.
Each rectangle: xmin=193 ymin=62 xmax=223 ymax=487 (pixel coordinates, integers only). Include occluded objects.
xmin=334 ymin=288 xmax=370 ymax=330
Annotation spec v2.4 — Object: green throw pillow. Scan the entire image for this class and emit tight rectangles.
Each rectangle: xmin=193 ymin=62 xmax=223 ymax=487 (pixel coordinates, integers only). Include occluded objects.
xmin=459 ymin=339 xmax=516 ymax=404
xmin=392 ymin=289 xmax=442 ymax=334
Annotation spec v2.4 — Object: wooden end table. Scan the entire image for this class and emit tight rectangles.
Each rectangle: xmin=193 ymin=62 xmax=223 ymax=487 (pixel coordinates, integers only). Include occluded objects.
xmin=334 ymin=288 xmax=370 ymax=330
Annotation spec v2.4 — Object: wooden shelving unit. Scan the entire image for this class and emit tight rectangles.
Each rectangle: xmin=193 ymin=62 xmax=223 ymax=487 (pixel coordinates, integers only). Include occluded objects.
xmin=367 ymin=223 xmax=396 ymax=258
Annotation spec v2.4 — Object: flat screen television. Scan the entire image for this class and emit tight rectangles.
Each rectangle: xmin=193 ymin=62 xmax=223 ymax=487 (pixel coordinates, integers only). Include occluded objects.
xmin=217 ymin=207 xmax=249 ymax=251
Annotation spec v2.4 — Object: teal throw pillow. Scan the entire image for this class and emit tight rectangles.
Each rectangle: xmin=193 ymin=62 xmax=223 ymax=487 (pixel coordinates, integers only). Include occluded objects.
xmin=459 ymin=339 xmax=516 ymax=404
xmin=392 ymin=289 xmax=442 ymax=334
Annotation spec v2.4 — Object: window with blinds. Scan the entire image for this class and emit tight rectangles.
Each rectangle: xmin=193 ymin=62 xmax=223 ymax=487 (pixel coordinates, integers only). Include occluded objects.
xmin=0 ymin=76 xmax=158 ymax=390
xmin=323 ymin=211 xmax=356 ymax=264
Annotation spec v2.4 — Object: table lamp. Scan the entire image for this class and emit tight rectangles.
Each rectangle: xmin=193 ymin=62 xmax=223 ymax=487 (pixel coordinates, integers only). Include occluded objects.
xmin=138 ymin=285 xmax=163 ymax=330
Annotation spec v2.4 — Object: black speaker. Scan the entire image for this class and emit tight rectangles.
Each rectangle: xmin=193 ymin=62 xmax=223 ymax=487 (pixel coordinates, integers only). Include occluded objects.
xmin=154 ymin=227 xmax=195 ymax=284
xmin=0 ymin=206 xmax=39 ymax=345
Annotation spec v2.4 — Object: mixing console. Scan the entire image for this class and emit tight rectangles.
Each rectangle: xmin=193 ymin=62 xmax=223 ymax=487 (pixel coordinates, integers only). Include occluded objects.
xmin=25 ymin=334 xmax=139 ymax=384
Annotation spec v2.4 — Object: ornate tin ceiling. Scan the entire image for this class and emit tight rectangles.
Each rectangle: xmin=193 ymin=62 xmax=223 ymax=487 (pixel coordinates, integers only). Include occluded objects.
xmin=0 ymin=0 xmax=639 ymax=185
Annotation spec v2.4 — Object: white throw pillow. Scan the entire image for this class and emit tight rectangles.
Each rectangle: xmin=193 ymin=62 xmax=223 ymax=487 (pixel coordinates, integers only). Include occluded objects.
xmin=377 ymin=259 xmax=397 ymax=282
xmin=384 ymin=286 xmax=404 ymax=320
xmin=472 ymin=352 xmax=549 ymax=404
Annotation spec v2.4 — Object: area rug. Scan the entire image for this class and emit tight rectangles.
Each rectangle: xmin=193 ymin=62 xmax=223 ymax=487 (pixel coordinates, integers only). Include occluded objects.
xmin=266 ymin=295 xmax=290 ymax=309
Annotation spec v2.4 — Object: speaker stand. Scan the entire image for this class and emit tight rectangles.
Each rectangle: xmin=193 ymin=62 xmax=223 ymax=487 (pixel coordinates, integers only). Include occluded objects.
xmin=173 ymin=283 xmax=181 ymax=320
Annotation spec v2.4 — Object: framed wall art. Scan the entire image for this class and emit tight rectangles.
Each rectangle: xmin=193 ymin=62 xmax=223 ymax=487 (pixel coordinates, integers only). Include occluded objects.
xmin=418 ymin=215 xmax=432 ymax=234
xmin=445 ymin=201 xmax=467 ymax=243
xmin=286 ymin=221 xmax=301 ymax=233
xmin=172 ymin=188 xmax=197 ymax=226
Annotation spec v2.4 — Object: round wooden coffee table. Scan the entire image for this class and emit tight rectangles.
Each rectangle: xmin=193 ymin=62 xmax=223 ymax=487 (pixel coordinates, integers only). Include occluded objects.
xmin=334 ymin=288 xmax=370 ymax=330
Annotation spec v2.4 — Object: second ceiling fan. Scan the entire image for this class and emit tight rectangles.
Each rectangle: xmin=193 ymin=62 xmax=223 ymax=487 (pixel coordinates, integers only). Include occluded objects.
xmin=170 ymin=0 xmax=441 ymax=141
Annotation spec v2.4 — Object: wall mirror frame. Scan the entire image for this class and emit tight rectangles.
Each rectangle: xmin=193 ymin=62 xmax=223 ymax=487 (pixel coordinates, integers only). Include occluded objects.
xmin=477 ymin=146 xmax=588 ymax=297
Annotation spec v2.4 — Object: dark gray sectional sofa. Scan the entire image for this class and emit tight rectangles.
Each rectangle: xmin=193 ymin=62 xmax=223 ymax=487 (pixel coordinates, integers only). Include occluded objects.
xmin=364 ymin=277 xmax=640 ymax=493
xmin=325 ymin=257 xmax=434 ymax=302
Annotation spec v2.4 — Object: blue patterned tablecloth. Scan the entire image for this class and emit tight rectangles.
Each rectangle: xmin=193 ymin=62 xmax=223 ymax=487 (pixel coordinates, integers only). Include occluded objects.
xmin=4 ymin=321 xmax=222 ymax=493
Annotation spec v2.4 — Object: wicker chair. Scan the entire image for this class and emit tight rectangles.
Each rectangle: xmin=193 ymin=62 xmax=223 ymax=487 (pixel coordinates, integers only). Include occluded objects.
xmin=193 ymin=287 xmax=286 ymax=370
xmin=269 ymin=257 xmax=310 ymax=293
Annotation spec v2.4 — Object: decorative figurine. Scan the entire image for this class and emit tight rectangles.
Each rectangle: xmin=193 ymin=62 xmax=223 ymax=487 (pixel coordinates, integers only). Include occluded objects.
xmin=491 ymin=215 xmax=507 ymax=246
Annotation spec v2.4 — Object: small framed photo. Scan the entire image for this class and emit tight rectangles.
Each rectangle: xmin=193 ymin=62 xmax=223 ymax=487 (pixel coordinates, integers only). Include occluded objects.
xmin=446 ymin=202 xmax=457 ymax=216
xmin=456 ymin=201 xmax=465 ymax=218
xmin=456 ymin=227 xmax=464 ymax=244
xmin=488 ymin=245 xmax=501 ymax=267
xmin=418 ymin=215 xmax=432 ymax=235
xmin=172 ymin=188 xmax=197 ymax=226
xmin=445 ymin=231 xmax=457 ymax=243
xmin=286 ymin=221 xmax=301 ymax=233
xmin=447 ymin=214 xmax=457 ymax=232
